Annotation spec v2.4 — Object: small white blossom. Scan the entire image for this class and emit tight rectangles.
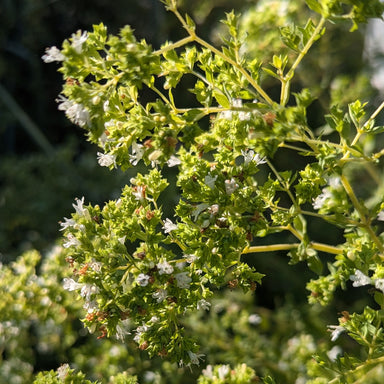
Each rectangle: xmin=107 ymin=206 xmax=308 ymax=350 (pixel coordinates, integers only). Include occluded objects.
xmin=42 ymin=46 xmax=65 ymax=63
xmin=157 ymin=261 xmax=174 ymax=275
xmin=218 ymin=365 xmax=230 ymax=380
xmin=63 ymin=233 xmax=81 ymax=248
xmin=71 ymin=30 xmax=88 ymax=53
xmin=162 ymin=218 xmax=178 ymax=233
xmin=241 ymin=149 xmax=267 ymax=165
xmin=59 ymin=217 xmax=76 ymax=231
xmin=208 ymin=204 xmax=220 ymax=215
xmin=327 ymin=345 xmax=342 ymax=361
xmin=202 ymin=365 xmax=213 ymax=378
xmin=152 ymin=289 xmax=168 ymax=303
xmin=137 ymin=273 xmax=150 ymax=287
xmin=204 ymin=173 xmax=217 ymax=189
xmin=133 ymin=324 xmax=149 ymax=343
xmin=63 ymin=277 xmax=82 ymax=291
xmin=72 ymin=197 xmax=91 ymax=220
xmin=143 ymin=371 xmax=157 ymax=382
xmin=116 ymin=319 xmax=131 ymax=341
xmin=80 ymin=284 xmax=99 ymax=301
xmin=183 ymin=254 xmax=198 ymax=263
xmin=89 ymin=260 xmax=102 ymax=272
xmin=225 ymin=178 xmax=239 ymax=195
xmin=313 ymin=188 xmax=332 ymax=210
xmin=57 ymin=364 xmax=70 ymax=380
xmin=83 ymin=300 xmax=99 ymax=313
xmin=132 ymin=185 xmax=146 ymax=202
xmin=187 ymin=350 xmax=205 ymax=366
xmin=248 ymin=313 xmax=262 ymax=325
xmin=56 ymin=95 xmax=90 ymax=127
xmin=377 ymin=210 xmax=384 ymax=221
xmin=167 ymin=155 xmax=181 ymax=167
xmin=328 ymin=325 xmax=345 ymax=342
xmin=175 ymin=272 xmax=192 ymax=288
xmin=103 ymin=100 xmax=110 ymax=112
xmin=97 ymin=152 xmax=116 ymax=167
xmin=130 ymin=142 xmax=145 ymax=166
xmin=197 ymin=299 xmax=211 ymax=311
xmin=375 ymin=278 xmax=384 ymax=293
xmin=350 ymin=269 xmax=372 ymax=287
xmin=328 ymin=177 xmax=341 ymax=188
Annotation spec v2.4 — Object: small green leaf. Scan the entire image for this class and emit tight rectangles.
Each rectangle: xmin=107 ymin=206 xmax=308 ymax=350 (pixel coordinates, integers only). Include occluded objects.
xmin=305 ymin=0 xmax=324 ymax=16
xmin=213 ymin=90 xmax=230 ymax=108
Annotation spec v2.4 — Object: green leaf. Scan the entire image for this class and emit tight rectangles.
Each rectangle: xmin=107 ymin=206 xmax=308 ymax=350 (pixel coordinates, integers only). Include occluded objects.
xmin=262 ymin=67 xmax=280 ymax=80
xmin=305 ymin=0 xmax=324 ymax=16
xmin=213 ymin=90 xmax=230 ymax=108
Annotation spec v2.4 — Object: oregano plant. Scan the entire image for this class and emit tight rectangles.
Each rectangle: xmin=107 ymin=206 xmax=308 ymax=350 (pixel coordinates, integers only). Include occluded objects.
xmin=41 ymin=0 xmax=384 ymax=382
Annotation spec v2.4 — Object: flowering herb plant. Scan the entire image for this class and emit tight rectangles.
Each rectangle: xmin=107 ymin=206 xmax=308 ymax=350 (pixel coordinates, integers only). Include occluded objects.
xmin=42 ymin=0 xmax=384 ymax=381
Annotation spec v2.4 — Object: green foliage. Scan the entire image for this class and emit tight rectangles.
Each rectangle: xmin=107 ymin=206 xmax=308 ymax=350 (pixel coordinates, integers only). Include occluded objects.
xmin=4 ymin=0 xmax=384 ymax=382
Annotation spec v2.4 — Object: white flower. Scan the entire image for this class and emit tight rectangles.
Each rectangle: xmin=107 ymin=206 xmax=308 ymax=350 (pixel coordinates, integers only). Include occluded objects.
xmin=327 ymin=345 xmax=342 ymax=361
xmin=136 ymin=273 xmax=150 ymax=287
xmin=183 ymin=254 xmax=198 ymax=263
xmin=57 ymin=364 xmax=70 ymax=380
xmin=83 ymin=300 xmax=99 ymax=313
xmin=313 ymin=177 xmax=341 ymax=210
xmin=241 ymin=149 xmax=266 ymax=165
xmin=329 ymin=176 xmax=341 ymax=188
xmin=375 ymin=278 xmax=384 ymax=293
xmin=208 ymin=204 xmax=219 ymax=215
xmin=162 ymin=218 xmax=178 ymax=233
xmin=202 ymin=365 xmax=213 ymax=378
xmin=59 ymin=217 xmax=76 ymax=231
xmin=89 ymin=260 xmax=102 ymax=272
xmin=56 ymin=95 xmax=90 ymax=127
xmin=218 ymin=365 xmax=230 ymax=380
xmin=197 ymin=299 xmax=211 ymax=311
xmin=313 ymin=188 xmax=332 ymax=210
xmin=116 ymin=319 xmax=131 ymax=341
xmin=167 ymin=155 xmax=181 ymax=167
xmin=157 ymin=261 xmax=174 ymax=275
xmin=350 ymin=269 xmax=372 ymax=287
xmin=248 ymin=313 xmax=262 ymax=325
xmin=204 ymin=173 xmax=217 ymax=189
xmin=377 ymin=210 xmax=384 ymax=221
xmin=130 ymin=142 xmax=144 ymax=165
xmin=132 ymin=185 xmax=146 ymax=202
xmin=97 ymin=152 xmax=116 ymax=167
xmin=133 ymin=324 xmax=149 ymax=343
xmin=175 ymin=272 xmax=192 ymax=288
xmin=103 ymin=100 xmax=110 ymax=112
xmin=72 ymin=197 xmax=91 ymax=220
xmin=63 ymin=277 xmax=82 ymax=291
xmin=187 ymin=350 xmax=205 ymax=366
xmin=63 ymin=233 xmax=81 ymax=248
xmin=225 ymin=178 xmax=239 ymax=195
xmin=71 ymin=30 xmax=88 ymax=53
xmin=80 ymin=284 xmax=99 ymax=301
xmin=42 ymin=46 xmax=65 ymax=63
xmin=328 ymin=325 xmax=345 ymax=342
xmin=152 ymin=289 xmax=167 ymax=303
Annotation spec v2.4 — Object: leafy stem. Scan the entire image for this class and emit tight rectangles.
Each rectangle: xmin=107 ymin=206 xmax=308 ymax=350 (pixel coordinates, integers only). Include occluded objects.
xmin=340 ymin=175 xmax=384 ymax=254
xmin=165 ymin=4 xmax=274 ymax=106
xmin=280 ymin=16 xmax=326 ymax=106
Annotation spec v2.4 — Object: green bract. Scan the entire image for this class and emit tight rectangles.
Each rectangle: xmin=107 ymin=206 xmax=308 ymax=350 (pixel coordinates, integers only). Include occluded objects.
xmin=38 ymin=0 xmax=384 ymax=381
